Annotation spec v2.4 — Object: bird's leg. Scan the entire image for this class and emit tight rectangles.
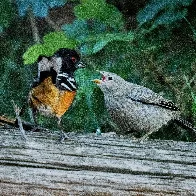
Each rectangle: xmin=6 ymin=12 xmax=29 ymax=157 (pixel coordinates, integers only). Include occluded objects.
xmin=108 ymin=120 xmax=121 ymax=133
xmin=28 ymin=108 xmax=40 ymax=131
xmin=57 ymin=117 xmax=69 ymax=142
xmin=139 ymin=130 xmax=155 ymax=142
xmin=29 ymin=108 xmax=37 ymax=124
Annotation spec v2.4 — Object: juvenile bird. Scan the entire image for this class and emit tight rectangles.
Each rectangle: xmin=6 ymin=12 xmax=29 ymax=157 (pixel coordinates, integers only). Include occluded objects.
xmin=93 ymin=71 xmax=196 ymax=140
xmin=28 ymin=48 xmax=85 ymax=139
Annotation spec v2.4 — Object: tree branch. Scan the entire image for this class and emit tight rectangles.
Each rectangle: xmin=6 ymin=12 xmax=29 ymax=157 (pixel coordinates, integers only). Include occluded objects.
xmin=29 ymin=8 xmax=40 ymax=43
xmin=45 ymin=16 xmax=61 ymax=31
xmin=0 ymin=115 xmax=49 ymax=133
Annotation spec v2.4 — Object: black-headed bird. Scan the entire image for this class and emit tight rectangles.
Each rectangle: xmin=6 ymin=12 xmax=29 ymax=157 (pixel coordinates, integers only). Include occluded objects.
xmin=28 ymin=48 xmax=85 ymax=140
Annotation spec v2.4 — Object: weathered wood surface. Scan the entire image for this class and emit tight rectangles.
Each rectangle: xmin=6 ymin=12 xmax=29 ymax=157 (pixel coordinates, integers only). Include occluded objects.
xmin=0 ymin=127 xmax=196 ymax=195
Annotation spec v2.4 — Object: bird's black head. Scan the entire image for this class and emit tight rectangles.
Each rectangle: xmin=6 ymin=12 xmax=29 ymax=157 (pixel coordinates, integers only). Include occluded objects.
xmin=54 ymin=48 xmax=85 ymax=74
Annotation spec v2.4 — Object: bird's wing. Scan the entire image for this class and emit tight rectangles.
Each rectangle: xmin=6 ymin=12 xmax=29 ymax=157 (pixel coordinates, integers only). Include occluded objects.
xmin=33 ymin=55 xmax=59 ymax=86
xmin=56 ymin=72 xmax=77 ymax=91
xmin=126 ymin=84 xmax=180 ymax=111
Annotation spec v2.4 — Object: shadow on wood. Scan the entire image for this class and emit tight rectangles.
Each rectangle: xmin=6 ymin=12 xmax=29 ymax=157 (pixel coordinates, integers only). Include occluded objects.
xmin=0 ymin=128 xmax=196 ymax=195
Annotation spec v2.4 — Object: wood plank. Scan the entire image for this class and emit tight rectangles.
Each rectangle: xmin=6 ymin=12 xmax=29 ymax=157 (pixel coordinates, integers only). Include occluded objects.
xmin=0 ymin=128 xmax=196 ymax=195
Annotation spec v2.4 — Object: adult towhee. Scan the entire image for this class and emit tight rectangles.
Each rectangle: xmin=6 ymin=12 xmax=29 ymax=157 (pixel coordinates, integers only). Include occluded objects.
xmin=29 ymin=48 xmax=85 ymax=140
xmin=93 ymin=71 xmax=196 ymax=141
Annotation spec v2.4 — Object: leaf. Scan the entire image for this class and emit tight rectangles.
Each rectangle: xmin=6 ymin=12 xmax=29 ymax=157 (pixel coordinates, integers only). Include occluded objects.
xmin=137 ymin=0 xmax=193 ymax=25
xmin=43 ymin=31 xmax=77 ymax=48
xmin=74 ymin=0 xmax=124 ymax=29
xmin=23 ymin=32 xmax=78 ymax=64
xmin=63 ymin=19 xmax=107 ymax=40
xmin=93 ymin=33 xmax=134 ymax=53
xmin=153 ymin=9 xmax=188 ymax=27
xmin=62 ymin=1 xmax=130 ymax=55
xmin=16 ymin=0 xmax=67 ymax=17
xmin=80 ymin=43 xmax=94 ymax=55
xmin=32 ymin=1 xmax=49 ymax=17
xmin=63 ymin=19 xmax=134 ymax=55
xmin=93 ymin=40 xmax=109 ymax=53
xmin=23 ymin=44 xmax=44 ymax=65
xmin=63 ymin=19 xmax=89 ymax=38
xmin=77 ymin=32 xmax=135 ymax=55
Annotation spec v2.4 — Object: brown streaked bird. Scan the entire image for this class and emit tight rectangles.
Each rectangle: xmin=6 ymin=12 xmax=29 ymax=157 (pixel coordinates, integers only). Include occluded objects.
xmin=28 ymin=48 xmax=85 ymax=140
xmin=93 ymin=71 xmax=196 ymax=140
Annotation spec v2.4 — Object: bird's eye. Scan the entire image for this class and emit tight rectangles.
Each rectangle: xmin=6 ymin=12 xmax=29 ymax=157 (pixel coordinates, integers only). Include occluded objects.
xmin=71 ymin=57 xmax=77 ymax=63
xmin=108 ymin=76 xmax=113 ymax=80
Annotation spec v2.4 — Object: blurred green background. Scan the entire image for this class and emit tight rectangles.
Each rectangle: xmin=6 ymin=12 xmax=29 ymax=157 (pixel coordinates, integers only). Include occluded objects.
xmin=1 ymin=0 xmax=196 ymax=141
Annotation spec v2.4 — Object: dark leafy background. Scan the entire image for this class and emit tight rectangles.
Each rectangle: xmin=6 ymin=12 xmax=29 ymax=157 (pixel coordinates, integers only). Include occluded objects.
xmin=0 ymin=0 xmax=196 ymax=141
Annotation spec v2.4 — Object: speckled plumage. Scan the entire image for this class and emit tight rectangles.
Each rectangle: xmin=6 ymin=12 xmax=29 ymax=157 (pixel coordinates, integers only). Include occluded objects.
xmin=94 ymin=71 xmax=195 ymax=139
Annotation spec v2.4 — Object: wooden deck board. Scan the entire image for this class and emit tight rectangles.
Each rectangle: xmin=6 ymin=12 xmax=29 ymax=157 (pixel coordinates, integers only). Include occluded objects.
xmin=0 ymin=128 xmax=196 ymax=195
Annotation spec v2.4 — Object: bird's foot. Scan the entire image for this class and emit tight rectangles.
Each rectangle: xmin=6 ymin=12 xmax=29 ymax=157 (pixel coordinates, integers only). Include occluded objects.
xmin=137 ymin=136 xmax=149 ymax=143
xmin=58 ymin=131 xmax=69 ymax=143
xmin=129 ymin=136 xmax=147 ymax=143
xmin=96 ymin=128 xmax=102 ymax=136
xmin=137 ymin=130 xmax=155 ymax=143
xmin=31 ymin=126 xmax=39 ymax=132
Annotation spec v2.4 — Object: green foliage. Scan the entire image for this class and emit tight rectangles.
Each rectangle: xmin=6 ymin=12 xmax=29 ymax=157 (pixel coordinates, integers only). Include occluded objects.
xmin=0 ymin=0 xmax=14 ymax=29
xmin=63 ymin=0 xmax=133 ymax=55
xmin=81 ymin=32 xmax=134 ymax=54
xmin=23 ymin=32 xmax=77 ymax=64
xmin=137 ymin=0 xmax=193 ymax=31
xmin=0 ymin=59 xmax=32 ymax=117
xmin=0 ymin=25 xmax=33 ymax=117
xmin=79 ymin=32 xmax=134 ymax=55
xmin=63 ymin=19 xmax=108 ymax=40
xmin=74 ymin=0 xmax=124 ymax=29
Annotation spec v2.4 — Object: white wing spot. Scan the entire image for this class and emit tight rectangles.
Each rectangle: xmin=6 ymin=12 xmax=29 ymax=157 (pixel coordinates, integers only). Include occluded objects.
xmin=61 ymin=83 xmax=72 ymax=91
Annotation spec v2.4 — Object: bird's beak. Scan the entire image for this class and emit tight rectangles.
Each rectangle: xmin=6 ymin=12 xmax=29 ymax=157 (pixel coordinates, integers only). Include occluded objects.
xmin=93 ymin=70 xmax=106 ymax=84
xmin=92 ymin=79 xmax=102 ymax=84
xmin=76 ymin=61 xmax=85 ymax=68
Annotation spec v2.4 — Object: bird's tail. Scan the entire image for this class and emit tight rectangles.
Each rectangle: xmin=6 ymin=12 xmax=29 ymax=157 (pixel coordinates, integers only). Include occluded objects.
xmin=175 ymin=117 xmax=196 ymax=134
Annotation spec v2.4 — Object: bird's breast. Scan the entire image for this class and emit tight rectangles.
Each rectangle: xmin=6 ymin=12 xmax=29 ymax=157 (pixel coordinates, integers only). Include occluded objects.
xmin=29 ymin=77 xmax=76 ymax=118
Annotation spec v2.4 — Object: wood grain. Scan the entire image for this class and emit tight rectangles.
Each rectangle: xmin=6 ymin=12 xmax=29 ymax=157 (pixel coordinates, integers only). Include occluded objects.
xmin=0 ymin=128 xmax=196 ymax=195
